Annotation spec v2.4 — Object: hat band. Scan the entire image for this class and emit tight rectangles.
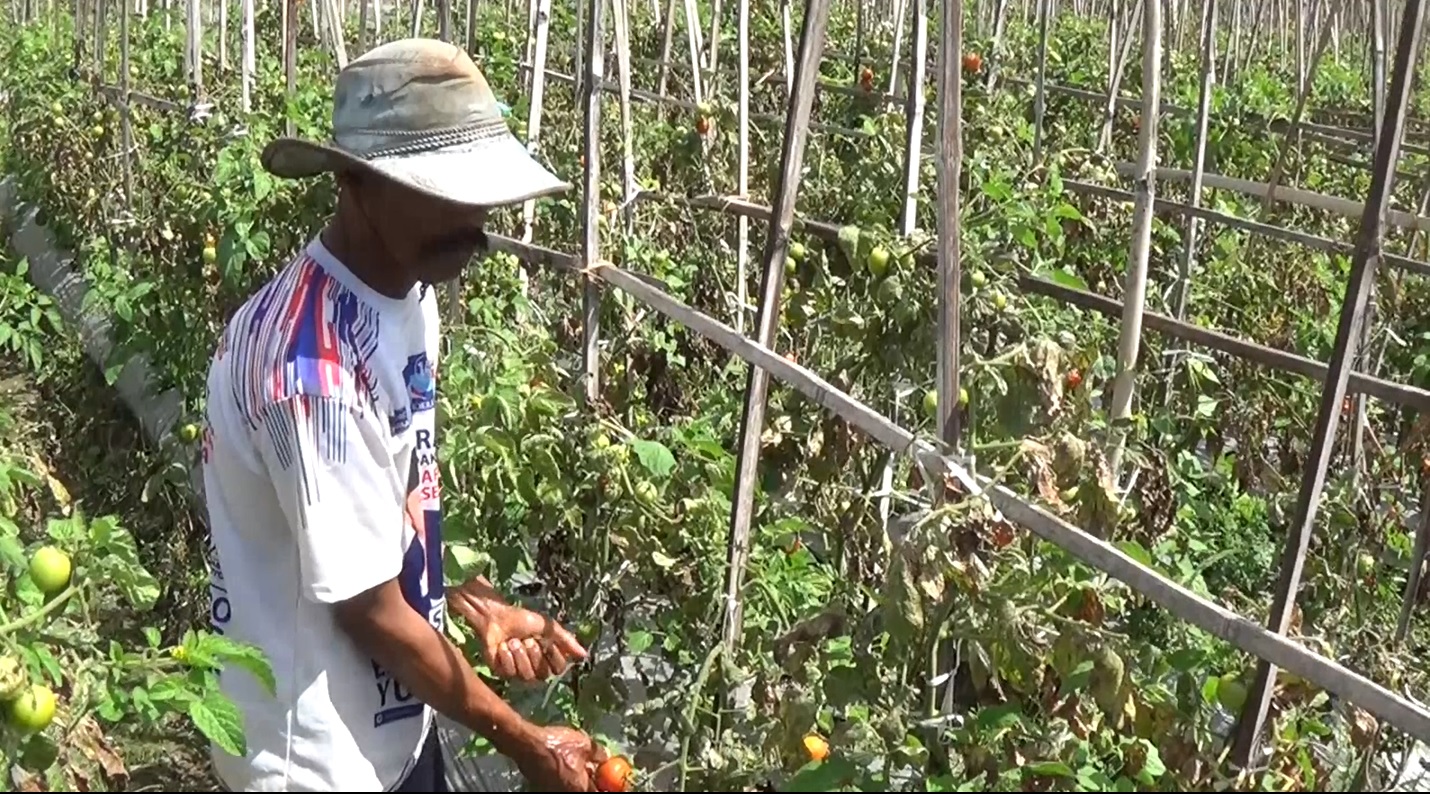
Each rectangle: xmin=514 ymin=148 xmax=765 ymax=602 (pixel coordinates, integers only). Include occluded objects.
xmin=336 ymin=117 xmax=511 ymax=160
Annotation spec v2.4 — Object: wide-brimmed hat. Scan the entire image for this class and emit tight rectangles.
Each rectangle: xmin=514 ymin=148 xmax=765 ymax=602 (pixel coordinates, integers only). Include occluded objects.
xmin=261 ymin=38 xmax=571 ymax=207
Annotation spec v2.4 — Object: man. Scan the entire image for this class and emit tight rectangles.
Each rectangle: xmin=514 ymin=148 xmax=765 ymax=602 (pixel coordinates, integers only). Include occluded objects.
xmin=200 ymin=38 xmax=606 ymax=792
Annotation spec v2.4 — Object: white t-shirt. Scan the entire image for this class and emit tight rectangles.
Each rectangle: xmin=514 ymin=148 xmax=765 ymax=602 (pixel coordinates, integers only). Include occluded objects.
xmin=200 ymin=239 xmax=446 ymax=791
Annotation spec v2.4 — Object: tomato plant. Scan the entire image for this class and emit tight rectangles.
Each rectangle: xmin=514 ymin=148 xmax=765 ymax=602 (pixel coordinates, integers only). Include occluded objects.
xmin=2 ymin=3 xmax=1429 ymax=792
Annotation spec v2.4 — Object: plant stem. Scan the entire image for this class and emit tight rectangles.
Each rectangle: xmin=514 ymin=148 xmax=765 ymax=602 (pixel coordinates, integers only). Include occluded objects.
xmin=0 ymin=584 xmax=78 ymax=636
xmin=678 ymin=643 xmax=722 ymax=792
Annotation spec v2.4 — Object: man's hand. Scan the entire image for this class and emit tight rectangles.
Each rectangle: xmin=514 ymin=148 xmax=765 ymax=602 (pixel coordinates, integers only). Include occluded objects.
xmin=447 ymin=576 xmax=588 ymax=681
xmin=512 ymin=726 xmax=609 ymax=791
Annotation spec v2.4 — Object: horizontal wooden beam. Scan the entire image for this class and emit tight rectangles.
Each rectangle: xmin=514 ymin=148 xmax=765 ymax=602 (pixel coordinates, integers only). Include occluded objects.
xmin=1064 ymin=178 xmax=1430 ymax=279
xmin=1114 ymin=163 xmax=1430 ymax=233
xmin=1017 ymin=275 xmax=1430 ymax=411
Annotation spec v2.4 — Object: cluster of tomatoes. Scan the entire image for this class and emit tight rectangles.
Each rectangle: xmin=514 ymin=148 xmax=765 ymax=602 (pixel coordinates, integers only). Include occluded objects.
xmin=0 ymin=546 xmax=73 ymax=736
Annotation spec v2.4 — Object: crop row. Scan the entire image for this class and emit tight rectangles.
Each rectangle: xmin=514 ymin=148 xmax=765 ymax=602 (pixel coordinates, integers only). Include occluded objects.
xmin=3 ymin=0 xmax=1430 ymax=789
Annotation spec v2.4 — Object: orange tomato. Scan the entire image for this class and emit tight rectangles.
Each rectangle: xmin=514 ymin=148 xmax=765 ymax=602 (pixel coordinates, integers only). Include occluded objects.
xmin=1065 ymin=369 xmax=1082 ymax=390
xmin=803 ymin=733 xmax=830 ymax=762
xmin=962 ymin=52 xmax=983 ymax=73
xmin=695 ymin=115 xmax=712 ymax=135
xmin=595 ymin=756 xmax=634 ymax=792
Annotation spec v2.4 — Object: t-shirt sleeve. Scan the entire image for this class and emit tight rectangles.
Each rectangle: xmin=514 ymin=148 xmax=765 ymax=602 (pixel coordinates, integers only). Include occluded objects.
xmin=254 ymin=394 xmax=402 ymax=605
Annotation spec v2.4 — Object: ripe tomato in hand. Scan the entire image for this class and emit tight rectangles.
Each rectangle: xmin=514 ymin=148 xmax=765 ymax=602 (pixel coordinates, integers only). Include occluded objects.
xmin=595 ymin=756 xmax=634 ymax=792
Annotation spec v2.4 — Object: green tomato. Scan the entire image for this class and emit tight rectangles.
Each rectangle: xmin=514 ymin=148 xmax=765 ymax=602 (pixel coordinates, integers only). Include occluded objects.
xmin=970 ymin=269 xmax=987 ymax=288
xmin=634 ymin=480 xmax=659 ymax=506
xmin=29 ymin=546 xmax=71 ymax=597
xmin=1215 ymin=675 xmax=1248 ymax=712
xmin=921 ymin=390 xmax=937 ymax=418
xmin=788 ymin=241 xmax=807 ymax=263
xmin=867 ymin=246 xmax=891 ymax=278
xmin=8 ymin=685 xmax=56 ymax=734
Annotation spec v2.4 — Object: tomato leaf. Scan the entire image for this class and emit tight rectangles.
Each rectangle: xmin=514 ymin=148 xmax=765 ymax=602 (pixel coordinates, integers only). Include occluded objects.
xmin=1026 ymin=760 xmax=1075 ymax=777
xmin=782 ymin=756 xmax=858 ymax=792
xmin=629 ymin=438 xmax=676 ymax=479
xmin=190 ymin=690 xmax=247 ymax=758
xmin=195 ymin=633 xmax=276 ymax=697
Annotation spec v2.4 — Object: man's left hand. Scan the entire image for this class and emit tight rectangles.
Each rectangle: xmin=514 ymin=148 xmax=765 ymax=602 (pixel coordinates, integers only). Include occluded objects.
xmin=448 ymin=577 xmax=588 ymax=682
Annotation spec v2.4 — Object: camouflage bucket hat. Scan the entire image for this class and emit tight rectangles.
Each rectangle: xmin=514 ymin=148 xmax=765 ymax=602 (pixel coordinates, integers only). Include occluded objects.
xmin=260 ymin=38 xmax=570 ymax=207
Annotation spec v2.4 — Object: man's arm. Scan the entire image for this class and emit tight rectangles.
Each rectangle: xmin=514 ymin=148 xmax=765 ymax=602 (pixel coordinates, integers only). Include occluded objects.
xmin=333 ymin=578 xmax=542 ymax=763
xmin=253 ymin=394 xmax=600 ymax=790
xmin=251 ymin=395 xmax=543 ymax=755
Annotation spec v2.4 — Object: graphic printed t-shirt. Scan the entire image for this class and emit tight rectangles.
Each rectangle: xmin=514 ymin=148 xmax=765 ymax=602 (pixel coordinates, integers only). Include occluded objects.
xmin=200 ymin=239 xmax=445 ymax=791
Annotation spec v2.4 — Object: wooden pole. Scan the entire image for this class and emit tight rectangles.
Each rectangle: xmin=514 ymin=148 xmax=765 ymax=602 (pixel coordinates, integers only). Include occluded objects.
xmin=719 ymin=0 xmax=833 ymax=654
xmin=579 ymin=0 xmax=604 ymax=405
xmin=1105 ymin=0 xmax=1161 ymax=479
xmin=934 ymin=0 xmax=962 ymax=448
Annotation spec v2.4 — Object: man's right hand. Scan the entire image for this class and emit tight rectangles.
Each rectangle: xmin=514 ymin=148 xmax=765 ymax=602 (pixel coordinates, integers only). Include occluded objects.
xmin=514 ymin=726 xmax=609 ymax=791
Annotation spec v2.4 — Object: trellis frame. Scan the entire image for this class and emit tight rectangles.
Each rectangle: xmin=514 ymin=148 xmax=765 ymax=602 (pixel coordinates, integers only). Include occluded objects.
xmin=24 ymin=0 xmax=1430 ymax=779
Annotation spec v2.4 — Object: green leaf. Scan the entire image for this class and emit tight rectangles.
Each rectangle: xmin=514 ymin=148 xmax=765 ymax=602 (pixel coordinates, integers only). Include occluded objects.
xmin=783 ymin=756 xmax=859 ymax=792
xmin=1025 ymin=760 xmax=1075 ymax=777
xmin=195 ymin=634 xmax=276 ymax=696
xmin=974 ymin=703 xmax=1023 ymax=731
xmin=190 ymin=690 xmax=247 ymax=758
xmin=1135 ymin=741 xmax=1166 ymax=783
xmin=1168 ymin=648 xmax=1204 ymax=672
xmin=626 ymin=630 xmax=654 ymax=654
xmin=629 ymin=439 xmax=676 ymax=479
xmin=1047 ymin=268 xmax=1089 ymax=292
xmin=1116 ymin=540 xmax=1154 ymax=568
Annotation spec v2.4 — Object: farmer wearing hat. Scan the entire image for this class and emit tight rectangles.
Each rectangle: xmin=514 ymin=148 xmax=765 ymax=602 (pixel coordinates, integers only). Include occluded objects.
xmin=200 ymin=38 xmax=605 ymax=791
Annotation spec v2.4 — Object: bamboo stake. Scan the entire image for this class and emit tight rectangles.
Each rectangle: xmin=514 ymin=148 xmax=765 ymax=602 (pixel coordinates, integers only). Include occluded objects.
xmin=219 ymin=0 xmax=227 ymax=70
xmin=1031 ymin=0 xmax=1050 ymax=161
xmin=887 ymin=0 xmax=908 ymax=94
xmin=1105 ymin=0 xmax=1161 ymax=480
xmin=1095 ymin=0 xmax=1142 ymax=152
xmin=241 ymin=0 xmax=253 ymax=111
xmin=682 ymin=0 xmax=704 ymax=103
xmin=520 ymin=0 xmax=552 ymax=249
xmin=119 ymin=0 xmax=132 ymax=206
xmin=284 ymin=0 xmax=297 ymax=137
xmin=985 ymin=0 xmax=1011 ymax=90
xmin=1353 ymin=0 xmax=1390 ymax=483
xmin=934 ymin=0 xmax=963 ymax=448
xmin=735 ymin=0 xmax=750 ymax=332
xmin=327 ymin=0 xmax=349 ymax=67
xmin=706 ymin=0 xmax=721 ymax=79
xmin=896 ymin=0 xmax=926 ymax=235
xmin=1169 ymin=0 xmax=1215 ymax=322
xmin=612 ymin=0 xmax=636 ymax=232
xmin=720 ymin=0 xmax=833 ymax=654
xmin=1230 ymin=0 xmax=1427 ymax=766
xmin=360 ymin=0 xmax=370 ymax=51
xmin=656 ymin=0 xmax=675 ymax=96
xmin=1263 ymin=0 xmax=1334 ymax=211
xmin=781 ymin=0 xmax=794 ymax=95
xmin=580 ymin=0 xmax=604 ymax=405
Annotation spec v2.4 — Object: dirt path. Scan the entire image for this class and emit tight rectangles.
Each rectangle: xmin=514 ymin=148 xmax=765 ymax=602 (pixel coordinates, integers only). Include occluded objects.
xmin=0 ymin=348 xmax=218 ymax=791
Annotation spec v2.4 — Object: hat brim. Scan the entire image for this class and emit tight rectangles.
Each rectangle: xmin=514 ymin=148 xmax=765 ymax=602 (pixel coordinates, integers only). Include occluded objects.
xmin=261 ymin=133 xmax=573 ymax=208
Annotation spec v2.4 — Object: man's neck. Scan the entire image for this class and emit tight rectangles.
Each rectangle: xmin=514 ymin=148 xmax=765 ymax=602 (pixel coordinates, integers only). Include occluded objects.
xmin=320 ymin=219 xmax=419 ymax=301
